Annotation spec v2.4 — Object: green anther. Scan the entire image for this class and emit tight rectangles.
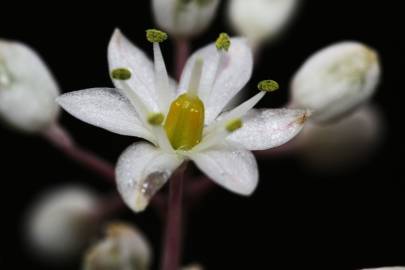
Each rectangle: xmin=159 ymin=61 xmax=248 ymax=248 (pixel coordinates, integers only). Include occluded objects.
xmin=146 ymin=29 xmax=168 ymax=43
xmin=215 ymin=33 xmax=231 ymax=52
xmin=111 ymin=68 xmax=132 ymax=80
xmin=147 ymin=113 xmax=165 ymax=126
xmin=226 ymin=118 xmax=243 ymax=133
xmin=257 ymin=80 xmax=279 ymax=92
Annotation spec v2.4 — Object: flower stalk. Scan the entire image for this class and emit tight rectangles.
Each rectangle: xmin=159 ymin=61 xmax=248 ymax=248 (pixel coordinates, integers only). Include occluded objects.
xmin=42 ymin=124 xmax=115 ymax=182
xmin=161 ymin=162 xmax=187 ymax=270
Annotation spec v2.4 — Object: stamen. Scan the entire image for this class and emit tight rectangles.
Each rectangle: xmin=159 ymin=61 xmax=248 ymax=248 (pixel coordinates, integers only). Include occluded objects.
xmin=258 ymin=80 xmax=279 ymax=92
xmin=216 ymin=33 xmax=231 ymax=52
xmin=111 ymin=68 xmax=132 ymax=80
xmin=204 ymin=79 xmax=280 ymax=135
xmin=146 ymin=29 xmax=168 ymax=43
xmin=147 ymin=113 xmax=165 ymax=125
xmin=151 ymin=37 xmax=172 ymax=114
xmin=187 ymin=58 xmax=204 ymax=97
xmin=226 ymin=118 xmax=243 ymax=132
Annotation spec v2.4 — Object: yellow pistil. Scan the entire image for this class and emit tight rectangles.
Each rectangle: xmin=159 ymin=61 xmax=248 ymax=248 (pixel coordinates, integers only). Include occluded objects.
xmin=164 ymin=93 xmax=205 ymax=150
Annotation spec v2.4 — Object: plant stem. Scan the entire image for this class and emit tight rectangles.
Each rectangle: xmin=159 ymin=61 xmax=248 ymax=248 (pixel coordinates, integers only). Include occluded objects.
xmin=42 ymin=123 xmax=115 ymax=182
xmin=161 ymin=163 xmax=187 ymax=270
xmin=174 ymin=38 xmax=190 ymax=80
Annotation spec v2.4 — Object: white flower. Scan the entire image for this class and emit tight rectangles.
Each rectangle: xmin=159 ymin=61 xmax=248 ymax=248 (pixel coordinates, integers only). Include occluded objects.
xmin=227 ymin=0 xmax=299 ymax=49
xmin=83 ymin=222 xmax=151 ymax=270
xmin=26 ymin=185 xmax=99 ymax=260
xmin=296 ymin=104 xmax=383 ymax=173
xmin=152 ymin=0 xmax=220 ymax=38
xmin=290 ymin=41 xmax=381 ymax=123
xmin=0 ymin=39 xmax=60 ymax=133
xmin=57 ymin=29 xmax=309 ymax=212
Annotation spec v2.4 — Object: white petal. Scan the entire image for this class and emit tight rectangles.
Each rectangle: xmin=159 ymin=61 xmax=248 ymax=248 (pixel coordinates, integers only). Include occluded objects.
xmin=0 ymin=39 xmax=60 ymax=132
xmin=116 ymin=142 xmax=184 ymax=212
xmin=189 ymin=144 xmax=258 ymax=195
xmin=228 ymin=0 xmax=298 ymax=48
xmin=108 ymin=29 xmax=161 ymax=113
xmin=56 ymin=88 xmax=153 ymax=141
xmin=179 ymin=38 xmax=253 ymax=124
xmin=227 ymin=108 xmax=309 ymax=150
xmin=291 ymin=41 xmax=381 ymax=123
xmin=152 ymin=0 xmax=220 ymax=37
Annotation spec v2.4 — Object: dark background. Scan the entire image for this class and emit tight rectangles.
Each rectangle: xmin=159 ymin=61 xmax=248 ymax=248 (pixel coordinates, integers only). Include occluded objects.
xmin=1 ymin=1 xmax=404 ymax=269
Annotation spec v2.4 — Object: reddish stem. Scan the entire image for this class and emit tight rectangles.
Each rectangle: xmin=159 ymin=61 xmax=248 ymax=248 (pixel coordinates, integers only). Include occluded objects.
xmin=174 ymin=38 xmax=190 ymax=80
xmin=42 ymin=123 xmax=115 ymax=182
xmin=161 ymin=163 xmax=187 ymax=270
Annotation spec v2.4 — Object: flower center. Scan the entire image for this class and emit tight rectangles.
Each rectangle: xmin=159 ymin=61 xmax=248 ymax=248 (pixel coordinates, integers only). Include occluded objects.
xmin=164 ymin=93 xmax=205 ymax=150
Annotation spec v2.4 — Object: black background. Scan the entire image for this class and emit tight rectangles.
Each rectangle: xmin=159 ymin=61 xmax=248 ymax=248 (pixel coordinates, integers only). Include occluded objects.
xmin=1 ymin=1 xmax=404 ymax=269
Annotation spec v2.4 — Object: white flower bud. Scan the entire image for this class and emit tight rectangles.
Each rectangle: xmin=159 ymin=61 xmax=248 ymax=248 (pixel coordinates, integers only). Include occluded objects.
xmin=83 ymin=222 xmax=152 ymax=270
xmin=0 ymin=39 xmax=60 ymax=133
xmin=296 ymin=104 xmax=384 ymax=173
xmin=182 ymin=264 xmax=204 ymax=270
xmin=26 ymin=185 xmax=99 ymax=261
xmin=227 ymin=0 xmax=298 ymax=49
xmin=291 ymin=41 xmax=381 ymax=123
xmin=152 ymin=0 xmax=220 ymax=38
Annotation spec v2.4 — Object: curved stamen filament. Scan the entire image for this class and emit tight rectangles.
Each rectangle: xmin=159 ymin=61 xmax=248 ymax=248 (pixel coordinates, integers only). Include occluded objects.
xmin=187 ymin=58 xmax=204 ymax=97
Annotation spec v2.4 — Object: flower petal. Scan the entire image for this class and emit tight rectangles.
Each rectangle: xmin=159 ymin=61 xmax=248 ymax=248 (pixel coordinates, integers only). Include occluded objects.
xmin=57 ymin=88 xmax=153 ymax=141
xmin=227 ymin=108 xmax=309 ymax=150
xmin=178 ymin=38 xmax=253 ymax=124
xmin=0 ymin=39 xmax=60 ymax=132
xmin=189 ymin=144 xmax=258 ymax=195
xmin=108 ymin=29 xmax=174 ymax=113
xmin=116 ymin=142 xmax=183 ymax=212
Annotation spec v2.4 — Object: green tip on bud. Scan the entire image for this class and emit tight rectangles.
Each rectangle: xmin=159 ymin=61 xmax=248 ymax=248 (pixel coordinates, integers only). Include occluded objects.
xmin=257 ymin=80 xmax=279 ymax=92
xmin=146 ymin=29 xmax=168 ymax=43
xmin=147 ymin=113 xmax=165 ymax=126
xmin=111 ymin=68 xmax=132 ymax=80
xmin=216 ymin=33 xmax=231 ymax=52
xmin=226 ymin=118 xmax=243 ymax=133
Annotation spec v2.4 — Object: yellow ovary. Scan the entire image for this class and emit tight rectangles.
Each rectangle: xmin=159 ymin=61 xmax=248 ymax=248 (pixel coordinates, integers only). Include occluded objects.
xmin=164 ymin=94 xmax=205 ymax=150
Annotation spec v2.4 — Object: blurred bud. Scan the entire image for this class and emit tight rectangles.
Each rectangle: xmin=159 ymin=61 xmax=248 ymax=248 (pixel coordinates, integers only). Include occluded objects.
xmin=83 ymin=222 xmax=152 ymax=270
xmin=227 ymin=0 xmax=298 ymax=49
xmin=296 ymin=104 xmax=384 ymax=173
xmin=0 ymin=39 xmax=60 ymax=133
xmin=291 ymin=41 xmax=381 ymax=123
xmin=152 ymin=0 xmax=220 ymax=38
xmin=182 ymin=263 xmax=204 ymax=270
xmin=26 ymin=185 xmax=99 ymax=261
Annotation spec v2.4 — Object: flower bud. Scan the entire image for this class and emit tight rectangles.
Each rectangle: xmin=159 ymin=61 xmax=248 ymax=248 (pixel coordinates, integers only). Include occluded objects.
xmin=296 ymin=104 xmax=384 ymax=173
xmin=83 ymin=222 xmax=152 ymax=270
xmin=26 ymin=185 xmax=99 ymax=261
xmin=152 ymin=0 xmax=220 ymax=38
xmin=291 ymin=41 xmax=381 ymax=123
xmin=0 ymin=39 xmax=60 ymax=133
xmin=227 ymin=0 xmax=298 ymax=49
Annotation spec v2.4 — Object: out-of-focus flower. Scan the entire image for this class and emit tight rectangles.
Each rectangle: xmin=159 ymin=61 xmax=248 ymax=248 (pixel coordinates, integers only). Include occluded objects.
xmin=0 ymin=39 xmax=59 ymax=133
xmin=152 ymin=0 xmax=220 ymax=38
xmin=83 ymin=222 xmax=151 ymax=270
xmin=296 ymin=104 xmax=384 ymax=173
xmin=182 ymin=263 xmax=204 ymax=270
xmin=26 ymin=185 xmax=99 ymax=260
xmin=290 ymin=41 xmax=381 ymax=123
xmin=227 ymin=0 xmax=299 ymax=50
xmin=57 ymin=29 xmax=309 ymax=213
